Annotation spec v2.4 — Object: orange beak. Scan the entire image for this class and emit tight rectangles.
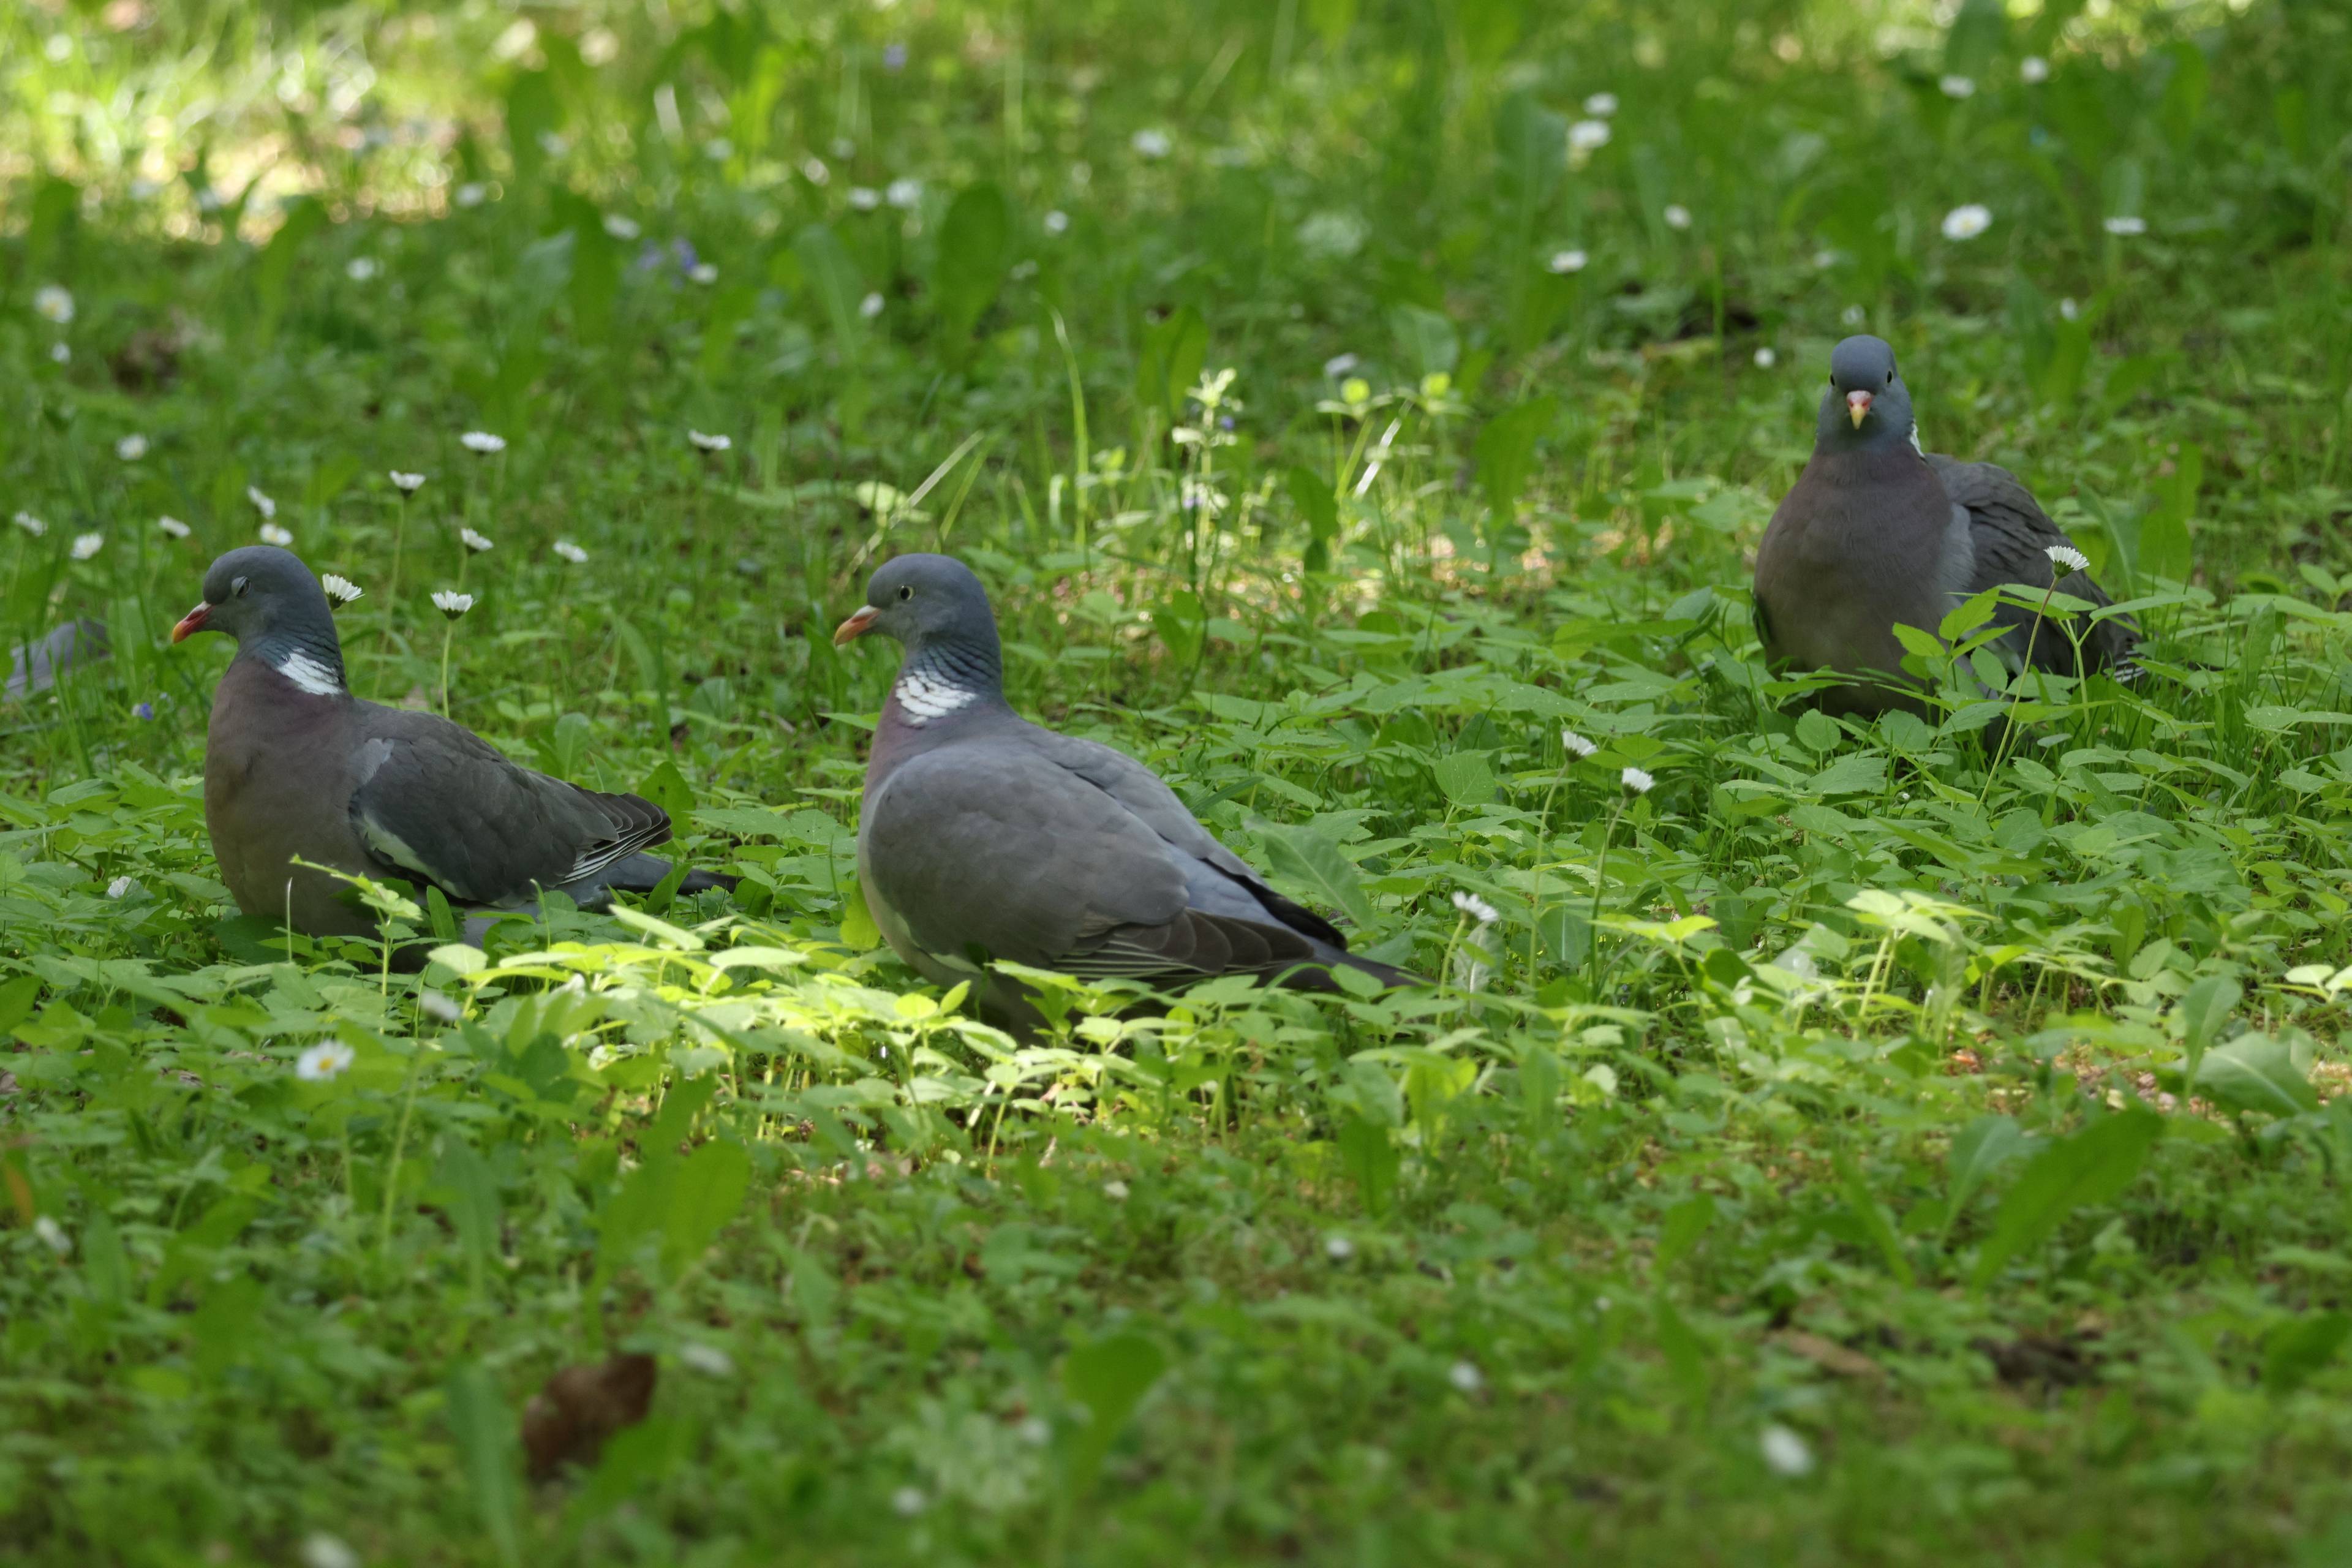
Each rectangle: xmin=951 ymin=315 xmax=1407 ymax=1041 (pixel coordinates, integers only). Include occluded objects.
xmin=171 ymin=602 xmax=210 ymax=643
xmin=1847 ymin=389 xmax=1873 ymax=429
xmin=832 ymin=605 xmax=880 ymax=647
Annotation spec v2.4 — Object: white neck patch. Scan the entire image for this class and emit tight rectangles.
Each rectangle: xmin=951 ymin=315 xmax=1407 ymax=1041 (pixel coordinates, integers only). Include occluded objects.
xmin=893 ymin=669 xmax=976 ymax=725
xmin=273 ymin=649 xmax=344 ymax=696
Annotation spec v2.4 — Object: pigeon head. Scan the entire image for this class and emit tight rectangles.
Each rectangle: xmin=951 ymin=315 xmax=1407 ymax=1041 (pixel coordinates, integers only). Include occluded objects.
xmin=834 ymin=554 xmax=999 ymax=656
xmin=172 ymin=546 xmax=346 ymax=691
xmin=1819 ymin=334 xmax=1915 ymax=447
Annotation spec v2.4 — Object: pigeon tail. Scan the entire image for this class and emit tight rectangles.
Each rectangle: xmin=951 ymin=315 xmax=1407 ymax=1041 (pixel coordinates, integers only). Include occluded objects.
xmin=564 ymin=853 xmax=739 ymax=907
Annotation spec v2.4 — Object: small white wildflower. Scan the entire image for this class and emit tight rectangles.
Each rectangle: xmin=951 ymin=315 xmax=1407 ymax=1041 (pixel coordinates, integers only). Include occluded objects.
xmin=1548 ymin=248 xmax=1589 ymax=274
xmin=1452 ymin=889 xmax=1501 ymax=926
xmin=1043 ymin=209 xmax=1070 ymax=235
xmin=847 ymin=186 xmax=882 ymax=211
xmin=48 ymin=342 xmax=69 ymax=364
xmin=859 ymin=292 xmax=885 ymax=320
xmin=1754 ymin=347 xmax=1777 ymax=368
xmin=1567 ymin=119 xmax=1612 ymax=154
xmin=247 ymin=485 xmax=277 ymax=519
xmin=2046 ymin=544 xmax=2089 ymax=576
xmin=300 ymin=1533 xmax=360 ymax=1568
xmin=1939 ymin=75 xmax=1976 ymax=99
xmin=1842 ymin=304 xmax=1868 ymax=326
xmin=1325 ymin=1235 xmax=1355 ymax=1262
xmin=1132 ymin=129 xmax=1172 ymax=159
xmin=688 ymin=430 xmax=733 ymax=453
xmin=801 ymin=157 xmax=830 ymax=185
xmin=260 ymin=523 xmax=294 ymax=548
xmin=460 ymin=431 xmax=507 ymax=454
xmin=116 ymin=434 xmax=149 ymax=461
xmin=453 ymin=182 xmax=488 ymax=208
xmin=70 ymin=532 xmax=102 ymax=561
xmin=33 ymin=1216 xmax=70 ymax=1256
xmin=390 ymin=470 xmax=426 ymax=494
xmin=296 ymin=1041 xmax=356 ymax=1082
xmin=1941 ymin=204 xmax=1992 ymax=241
xmin=2019 ymin=56 xmax=2050 ymax=84
xmin=1323 ymin=352 xmax=1360 ymax=377
xmin=1016 ymin=1416 xmax=1052 ymax=1447
xmin=678 ymin=1343 xmax=736 ymax=1378
xmin=1760 ymin=1423 xmax=1815 ymax=1477
xmin=1102 ymin=1180 xmax=1131 ymax=1201
xmin=891 ymin=1487 xmax=927 ymax=1518
xmin=34 ymin=285 xmax=74 ymax=325
xmin=688 ymin=262 xmax=718 ymax=285
xmin=1663 ymin=204 xmax=1692 ymax=230
xmin=1448 ymin=1360 xmax=1485 ymax=1393
xmin=1621 ymin=766 xmax=1655 ymax=794
xmin=886 ymin=178 xmax=922 ymax=209
xmin=1561 ymin=729 xmax=1599 ymax=759
xmin=419 ymin=991 xmax=463 ymax=1022
xmin=107 ymin=875 xmax=137 ymax=899
xmin=2059 ymin=297 xmax=2080 ymax=321
xmin=13 ymin=512 xmax=47 ymax=537
xmin=460 ymin=527 xmax=493 ymax=552
xmin=832 ymin=136 xmax=857 ymax=159
xmin=322 ymin=574 xmax=363 ymax=606
xmin=345 ymin=256 xmax=380 ymax=281
xmin=601 ymin=213 xmax=641 ymax=241
xmin=553 ymin=539 xmax=589 ymax=564
xmin=432 ymin=590 xmax=475 ymax=619
xmin=2103 ymin=215 xmax=2147 ymax=236
xmin=1583 ymin=91 xmax=1619 ymax=117
xmin=1812 ymin=248 xmax=1839 ymax=269
xmin=157 ymin=515 xmax=191 ymax=540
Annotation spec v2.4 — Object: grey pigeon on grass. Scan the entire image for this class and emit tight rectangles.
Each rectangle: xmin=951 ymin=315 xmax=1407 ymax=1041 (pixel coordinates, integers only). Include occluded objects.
xmin=835 ymin=554 xmax=1415 ymax=1032
xmin=1752 ymin=335 xmax=2136 ymax=717
xmin=173 ymin=546 xmax=729 ymax=944
xmin=5 ymin=619 xmax=110 ymax=703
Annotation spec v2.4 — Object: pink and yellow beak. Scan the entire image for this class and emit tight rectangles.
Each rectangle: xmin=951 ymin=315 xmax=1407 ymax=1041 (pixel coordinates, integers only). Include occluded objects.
xmin=1846 ymin=389 xmax=1874 ymax=429
xmin=170 ymin=602 xmax=210 ymax=643
xmin=832 ymin=605 xmax=880 ymax=647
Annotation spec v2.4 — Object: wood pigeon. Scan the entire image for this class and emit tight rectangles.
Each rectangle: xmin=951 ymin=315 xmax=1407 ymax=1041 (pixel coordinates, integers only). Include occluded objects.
xmin=1752 ymin=334 xmax=2137 ymax=716
xmin=834 ymin=553 xmax=1415 ymax=1030
xmin=6 ymin=619 xmax=110 ymax=703
xmin=173 ymin=546 xmax=730 ymax=943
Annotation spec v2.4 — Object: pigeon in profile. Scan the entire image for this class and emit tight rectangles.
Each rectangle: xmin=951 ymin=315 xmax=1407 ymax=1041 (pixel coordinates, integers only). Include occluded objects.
xmin=1753 ymin=334 xmax=2136 ymax=715
xmin=835 ymin=553 xmax=1415 ymax=1031
xmin=173 ymin=546 xmax=729 ymax=943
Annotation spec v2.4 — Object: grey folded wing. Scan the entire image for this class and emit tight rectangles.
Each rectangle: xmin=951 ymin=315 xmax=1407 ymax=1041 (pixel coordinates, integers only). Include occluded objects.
xmin=1930 ymin=455 xmax=2138 ymax=677
xmin=347 ymin=709 xmax=672 ymax=907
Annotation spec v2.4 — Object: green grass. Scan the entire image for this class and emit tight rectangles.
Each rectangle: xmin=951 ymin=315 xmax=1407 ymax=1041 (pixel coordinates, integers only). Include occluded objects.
xmin=7 ymin=0 xmax=2352 ymax=1562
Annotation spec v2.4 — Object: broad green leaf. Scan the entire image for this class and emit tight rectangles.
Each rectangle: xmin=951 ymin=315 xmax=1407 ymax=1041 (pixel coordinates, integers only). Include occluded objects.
xmin=1137 ymin=306 xmax=1207 ymax=420
xmin=1973 ymin=1109 xmax=2162 ymax=1288
xmin=2195 ymin=1035 xmax=2317 ymax=1118
xmin=1156 ymin=589 xmax=1205 ymax=668
xmin=1945 ymin=1114 xmax=2027 ymax=1220
xmin=1656 ymin=1193 xmax=1716 ymax=1270
xmin=1062 ymin=1330 xmax=1168 ymax=1483
xmin=659 ymin=1139 xmax=752 ymax=1278
xmin=1256 ymin=820 xmax=1376 ymax=926
xmin=793 ymin=223 xmax=864 ymax=345
xmin=932 ymin=182 xmax=1011 ymax=341
xmin=1472 ymin=396 xmax=1556 ymax=522
xmin=1336 ymin=1116 xmax=1399 ymax=1216
xmin=2263 ymin=1313 xmax=2351 ymax=1395
xmin=2176 ymin=973 xmax=2241 ymax=1081
xmin=1389 ymin=303 xmax=1459 ymax=378
xmin=636 ymin=759 xmax=693 ymax=824
xmin=1287 ymin=466 xmax=1340 ymax=570
xmin=838 ymin=878 xmax=883 ymax=949
xmin=445 ymin=1362 xmax=522 ymax=1566
xmin=1431 ymin=751 xmax=1498 ymax=806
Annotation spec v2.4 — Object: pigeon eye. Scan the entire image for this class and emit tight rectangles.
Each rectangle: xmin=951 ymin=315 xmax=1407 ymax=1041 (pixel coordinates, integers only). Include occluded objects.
xmin=1885 ymin=371 xmax=1894 ymax=385
xmin=898 ymin=586 xmax=914 ymax=601
xmin=232 ymin=577 xmax=249 ymax=597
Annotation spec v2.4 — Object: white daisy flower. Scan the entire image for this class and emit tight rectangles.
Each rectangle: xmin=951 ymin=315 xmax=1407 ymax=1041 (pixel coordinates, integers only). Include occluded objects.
xmin=116 ymin=434 xmax=149 ymax=461
xmin=891 ymin=1487 xmax=926 ymax=1518
xmin=300 ymin=1533 xmax=360 ymax=1568
xmin=418 ymin=992 xmax=462 ymax=1023
xmin=1621 ymin=766 xmax=1655 ymax=794
xmin=390 ymin=470 xmax=426 ymax=494
xmin=1567 ymin=119 xmax=1613 ymax=156
xmin=1812 ymin=248 xmax=1839 ymax=269
xmin=106 ymin=875 xmax=138 ymax=899
xmin=296 ymin=1040 xmax=356 ymax=1081
xmin=1663 ymin=204 xmax=1692 ymax=230
xmin=2046 ymin=544 xmax=2089 ymax=575
xmin=34 ymin=1216 xmax=70 ymax=1256
xmin=247 ymin=485 xmax=277 ymax=519
xmin=1325 ymin=1234 xmax=1355 ymax=1261
xmin=1841 ymin=304 xmax=1868 ymax=326
xmin=345 ymin=257 xmax=380 ymax=281
xmin=800 ymin=157 xmax=830 ymax=185
xmin=49 ymin=342 xmax=69 ymax=364
xmin=1323 ymin=353 xmax=1360 ymax=377
xmin=260 ymin=523 xmax=294 ymax=547
xmin=432 ymin=590 xmax=474 ymax=619
xmin=1548 ymin=248 xmax=1589 ymax=274
xmin=2020 ymin=56 xmax=2050 ymax=84
xmin=1043 ymin=209 xmax=1070 ymax=235
xmin=847 ymin=186 xmax=881 ymax=211
xmin=2059 ymin=297 xmax=2080 ymax=320
xmin=1016 ymin=1416 xmax=1052 ymax=1446
xmin=831 ymin=137 xmax=856 ymax=159
xmin=2103 ymin=215 xmax=2147 ymax=236
xmin=69 ymin=532 xmax=102 ymax=561
xmin=1561 ymin=729 xmax=1599 ymax=758
xmin=1940 ymin=204 xmax=1993 ymax=241
xmin=322 ymin=574 xmax=363 ymax=606
xmin=1451 ymin=889 xmax=1501 ymax=926
xmin=859 ymin=292 xmax=885 ymax=319
xmin=453 ymin=183 xmax=488 ymax=208
xmin=1754 ymin=347 xmax=1777 ymax=368
xmin=460 ymin=527 xmax=493 ymax=552
xmin=1760 ymin=1423 xmax=1815 ymax=1477
xmin=1102 ymin=1179 xmax=1131 ymax=1201
xmin=459 ymin=431 xmax=507 ymax=454
xmin=157 ymin=515 xmax=192 ymax=539
xmin=553 ymin=539 xmax=589 ymax=564
xmin=688 ymin=430 xmax=733 ymax=453
xmin=1131 ymin=129 xmax=1172 ymax=159
xmin=34 ymin=285 xmax=74 ymax=325
xmin=886 ymin=178 xmax=922 ymax=209
xmin=1448 ymin=1360 xmax=1485 ymax=1393
xmin=688 ymin=263 xmax=718 ymax=285
xmin=677 ymin=1343 xmax=736 ymax=1378
xmin=601 ymin=213 xmax=641 ymax=241
xmin=1939 ymin=75 xmax=1976 ymax=98
xmin=1583 ymin=91 xmax=1619 ymax=117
